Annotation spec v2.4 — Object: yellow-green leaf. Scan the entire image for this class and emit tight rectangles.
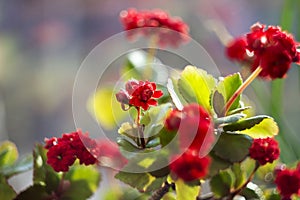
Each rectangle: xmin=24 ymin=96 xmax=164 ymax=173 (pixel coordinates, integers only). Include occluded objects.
xmin=0 ymin=141 xmax=18 ymax=167
xmin=178 ymin=65 xmax=216 ymax=111
xmin=87 ymin=87 xmax=127 ymax=130
xmin=175 ymin=179 xmax=200 ymax=200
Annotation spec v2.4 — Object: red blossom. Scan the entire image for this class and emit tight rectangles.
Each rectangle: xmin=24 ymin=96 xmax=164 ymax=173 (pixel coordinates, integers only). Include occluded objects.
xmin=44 ymin=130 xmax=98 ymax=172
xmin=226 ymin=22 xmax=300 ymax=79
xmin=165 ymin=109 xmax=182 ymax=131
xmin=170 ymin=150 xmax=211 ymax=182
xmin=275 ymin=167 xmax=300 ymax=199
xmin=116 ymin=79 xmax=163 ymax=111
xmin=177 ymin=104 xmax=214 ymax=155
xmin=120 ymin=8 xmax=190 ymax=47
xmin=249 ymin=137 xmax=280 ymax=165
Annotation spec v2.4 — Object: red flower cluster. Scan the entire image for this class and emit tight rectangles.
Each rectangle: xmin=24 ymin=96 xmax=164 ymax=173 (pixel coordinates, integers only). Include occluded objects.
xmin=170 ymin=150 xmax=211 ymax=182
xmin=275 ymin=165 xmax=300 ymax=200
xmin=116 ymin=79 xmax=163 ymax=111
xmin=249 ymin=137 xmax=280 ymax=165
xmin=226 ymin=22 xmax=300 ymax=79
xmin=165 ymin=103 xmax=214 ymax=155
xmin=45 ymin=130 xmax=98 ymax=172
xmin=96 ymin=139 xmax=127 ymax=169
xmin=120 ymin=8 xmax=190 ymax=47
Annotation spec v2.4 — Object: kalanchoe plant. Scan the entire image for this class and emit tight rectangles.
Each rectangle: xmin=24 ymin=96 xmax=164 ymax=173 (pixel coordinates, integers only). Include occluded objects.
xmin=1 ymin=7 xmax=300 ymax=200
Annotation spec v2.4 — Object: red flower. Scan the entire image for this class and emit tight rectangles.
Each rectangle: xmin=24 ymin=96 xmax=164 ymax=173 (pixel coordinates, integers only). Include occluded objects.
xmin=116 ymin=79 xmax=163 ymax=111
xmin=249 ymin=137 xmax=280 ymax=165
xmin=45 ymin=130 xmax=98 ymax=172
xmin=177 ymin=104 xmax=214 ymax=155
xmin=120 ymin=8 xmax=190 ymax=47
xmin=226 ymin=22 xmax=300 ymax=79
xmin=165 ymin=109 xmax=182 ymax=131
xmin=96 ymin=139 xmax=127 ymax=169
xmin=275 ymin=167 xmax=300 ymax=199
xmin=46 ymin=141 xmax=76 ymax=172
xmin=170 ymin=151 xmax=211 ymax=182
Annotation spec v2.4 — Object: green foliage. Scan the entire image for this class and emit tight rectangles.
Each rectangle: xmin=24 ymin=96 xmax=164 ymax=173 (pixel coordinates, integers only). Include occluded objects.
xmin=0 ymin=155 xmax=33 ymax=179
xmin=0 ymin=141 xmax=18 ymax=167
xmin=212 ymin=133 xmax=252 ymax=163
xmin=178 ymin=65 xmax=216 ymax=111
xmin=175 ymin=179 xmax=200 ymax=200
xmin=223 ymin=115 xmax=279 ymax=138
xmin=213 ymin=73 xmax=243 ymax=115
xmin=210 ymin=170 xmax=233 ymax=198
xmin=0 ymin=175 xmax=16 ymax=200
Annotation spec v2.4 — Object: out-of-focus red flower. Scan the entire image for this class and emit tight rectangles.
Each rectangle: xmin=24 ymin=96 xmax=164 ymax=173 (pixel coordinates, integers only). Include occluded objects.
xmin=165 ymin=109 xmax=182 ymax=131
xmin=226 ymin=22 xmax=300 ymax=79
xmin=275 ymin=167 xmax=300 ymax=200
xmin=120 ymin=8 xmax=190 ymax=47
xmin=45 ymin=130 xmax=98 ymax=172
xmin=96 ymin=139 xmax=127 ymax=169
xmin=170 ymin=150 xmax=211 ymax=182
xmin=177 ymin=104 xmax=214 ymax=155
xmin=249 ymin=137 xmax=280 ymax=165
xmin=116 ymin=79 xmax=163 ymax=111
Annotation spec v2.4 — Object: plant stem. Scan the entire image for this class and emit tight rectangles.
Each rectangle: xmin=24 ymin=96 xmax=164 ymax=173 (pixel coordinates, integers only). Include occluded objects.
xmin=148 ymin=182 xmax=175 ymax=200
xmin=229 ymin=162 xmax=260 ymax=199
xmin=224 ymin=66 xmax=262 ymax=115
xmin=136 ymin=107 xmax=146 ymax=148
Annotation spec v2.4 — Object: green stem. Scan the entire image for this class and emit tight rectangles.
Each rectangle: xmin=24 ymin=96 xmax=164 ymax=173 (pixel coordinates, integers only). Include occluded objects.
xmin=224 ymin=66 xmax=262 ymax=115
xmin=136 ymin=107 xmax=146 ymax=149
xmin=229 ymin=162 xmax=260 ymax=199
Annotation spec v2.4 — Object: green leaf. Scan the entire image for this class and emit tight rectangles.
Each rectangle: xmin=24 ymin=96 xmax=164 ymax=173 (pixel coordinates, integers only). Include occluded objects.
xmin=240 ymin=182 xmax=264 ymax=200
xmin=141 ymin=103 xmax=172 ymax=138
xmin=175 ymin=179 xmax=200 ymax=200
xmin=212 ymin=133 xmax=252 ymax=163
xmin=62 ymin=165 xmax=101 ymax=200
xmin=118 ymin=122 xmax=139 ymax=140
xmin=178 ymin=65 xmax=216 ymax=111
xmin=14 ymin=184 xmax=49 ymax=200
xmin=210 ymin=170 xmax=234 ymax=198
xmin=33 ymin=144 xmax=60 ymax=191
xmin=167 ymin=78 xmax=184 ymax=110
xmin=209 ymin=151 xmax=232 ymax=177
xmin=0 ymin=175 xmax=16 ymax=200
xmin=223 ymin=115 xmax=279 ymax=138
xmin=212 ymin=90 xmax=225 ymax=116
xmin=231 ymin=163 xmax=246 ymax=189
xmin=104 ymin=187 xmax=149 ymax=200
xmin=87 ymin=87 xmax=127 ymax=130
xmin=115 ymin=171 xmax=165 ymax=193
xmin=214 ymin=113 xmax=246 ymax=126
xmin=216 ymin=73 xmax=243 ymax=113
xmin=158 ymin=127 xmax=176 ymax=148
xmin=0 ymin=141 xmax=18 ymax=167
xmin=0 ymin=155 xmax=33 ymax=178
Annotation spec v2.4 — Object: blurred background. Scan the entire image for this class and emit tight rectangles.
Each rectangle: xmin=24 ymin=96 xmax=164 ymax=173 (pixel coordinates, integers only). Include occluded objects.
xmin=0 ymin=0 xmax=299 ymax=199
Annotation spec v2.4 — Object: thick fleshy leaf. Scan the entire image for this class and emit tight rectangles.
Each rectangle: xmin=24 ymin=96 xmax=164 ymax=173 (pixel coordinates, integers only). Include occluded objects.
xmin=231 ymin=163 xmax=246 ymax=189
xmin=210 ymin=170 xmax=234 ymax=198
xmin=118 ymin=122 xmax=139 ymax=140
xmin=216 ymin=73 xmax=243 ymax=113
xmin=0 ymin=141 xmax=18 ymax=167
xmin=115 ymin=171 xmax=165 ymax=193
xmin=209 ymin=151 xmax=232 ymax=177
xmin=223 ymin=115 xmax=279 ymax=138
xmin=212 ymin=90 xmax=225 ymax=116
xmin=14 ymin=184 xmax=49 ymax=200
xmin=33 ymin=144 xmax=60 ymax=192
xmin=0 ymin=155 xmax=33 ymax=178
xmin=212 ymin=133 xmax=252 ymax=163
xmin=175 ymin=179 xmax=200 ymax=200
xmin=103 ymin=188 xmax=149 ymax=200
xmin=167 ymin=78 xmax=184 ymax=110
xmin=214 ymin=113 xmax=246 ymax=126
xmin=178 ymin=65 xmax=216 ymax=111
xmin=87 ymin=87 xmax=127 ymax=130
xmin=0 ymin=175 xmax=16 ymax=200
xmin=158 ymin=127 xmax=176 ymax=148
xmin=140 ymin=103 xmax=172 ymax=138
xmin=62 ymin=165 xmax=101 ymax=200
